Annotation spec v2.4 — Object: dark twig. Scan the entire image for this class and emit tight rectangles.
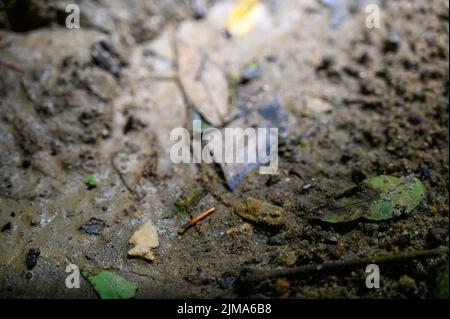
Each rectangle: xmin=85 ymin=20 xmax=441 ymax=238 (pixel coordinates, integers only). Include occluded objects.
xmin=237 ymin=247 xmax=449 ymax=286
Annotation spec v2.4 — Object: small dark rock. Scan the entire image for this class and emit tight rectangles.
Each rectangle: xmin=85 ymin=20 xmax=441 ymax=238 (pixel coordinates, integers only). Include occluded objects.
xmin=192 ymin=0 xmax=207 ymax=20
xmin=240 ymin=62 xmax=262 ymax=84
xmin=408 ymin=115 xmax=422 ymax=126
xmin=378 ymin=222 xmax=390 ymax=232
xmin=267 ymin=237 xmax=285 ymax=246
xmin=26 ymin=248 xmax=40 ymax=270
xmin=25 ymin=271 xmax=33 ymax=280
xmin=421 ymin=168 xmax=431 ymax=180
xmin=316 ymin=56 xmax=335 ymax=72
xmin=1 ymin=222 xmax=12 ymax=232
xmin=79 ymin=217 xmax=106 ymax=235
xmin=351 ymin=170 xmax=367 ymax=184
xmin=428 ymin=228 xmax=448 ymax=247
xmin=340 ymin=154 xmax=352 ymax=165
xmin=383 ymin=32 xmax=401 ymax=53
xmin=221 ymin=271 xmax=234 ymax=289
xmin=395 ymin=235 xmax=410 ymax=249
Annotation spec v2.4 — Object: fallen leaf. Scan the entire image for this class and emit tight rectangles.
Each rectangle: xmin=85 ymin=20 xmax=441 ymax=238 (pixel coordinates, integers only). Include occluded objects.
xmin=314 ymin=175 xmax=426 ymax=223
xmin=235 ymin=197 xmax=284 ymax=226
xmin=177 ymin=39 xmax=230 ymax=126
xmin=83 ymin=269 xmax=137 ymax=299
xmin=433 ymin=261 xmax=449 ymax=299
xmin=128 ymin=220 xmax=159 ymax=261
xmin=226 ymin=0 xmax=266 ymax=37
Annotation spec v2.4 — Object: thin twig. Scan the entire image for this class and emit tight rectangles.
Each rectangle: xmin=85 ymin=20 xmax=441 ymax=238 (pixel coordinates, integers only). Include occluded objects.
xmin=238 ymin=247 xmax=449 ymax=285
xmin=110 ymin=151 xmax=143 ymax=201
xmin=0 ymin=59 xmax=23 ymax=73
xmin=178 ymin=207 xmax=216 ymax=234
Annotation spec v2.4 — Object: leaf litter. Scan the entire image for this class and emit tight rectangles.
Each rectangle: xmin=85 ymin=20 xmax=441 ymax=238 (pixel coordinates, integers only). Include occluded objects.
xmin=313 ymin=175 xmax=426 ymax=223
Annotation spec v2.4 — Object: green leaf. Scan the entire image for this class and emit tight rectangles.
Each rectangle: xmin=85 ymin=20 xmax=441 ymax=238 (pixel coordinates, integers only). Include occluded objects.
xmin=83 ymin=269 xmax=137 ymax=299
xmin=313 ymin=175 xmax=426 ymax=223
xmin=433 ymin=261 xmax=449 ymax=299
xmin=85 ymin=175 xmax=97 ymax=188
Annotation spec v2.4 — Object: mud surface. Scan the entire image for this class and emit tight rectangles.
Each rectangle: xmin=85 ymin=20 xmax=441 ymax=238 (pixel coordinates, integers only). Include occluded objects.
xmin=0 ymin=0 xmax=448 ymax=298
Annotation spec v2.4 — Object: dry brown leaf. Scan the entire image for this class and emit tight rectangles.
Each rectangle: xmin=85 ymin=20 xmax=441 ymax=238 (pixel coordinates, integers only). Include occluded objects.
xmin=128 ymin=220 xmax=159 ymax=261
xmin=177 ymin=39 xmax=230 ymax=126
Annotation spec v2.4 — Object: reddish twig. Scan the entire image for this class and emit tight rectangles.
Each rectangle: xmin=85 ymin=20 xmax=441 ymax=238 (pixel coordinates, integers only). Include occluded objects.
xmin=178 ymin=207 xmax=216 ymax=234
xmin=0 ymin=60 xmax=23 ymax=73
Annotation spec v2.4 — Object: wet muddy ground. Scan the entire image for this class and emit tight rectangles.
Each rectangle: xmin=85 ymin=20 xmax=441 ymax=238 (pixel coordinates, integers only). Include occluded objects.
xmin=0 ymin=0 xmax=448 ymax=298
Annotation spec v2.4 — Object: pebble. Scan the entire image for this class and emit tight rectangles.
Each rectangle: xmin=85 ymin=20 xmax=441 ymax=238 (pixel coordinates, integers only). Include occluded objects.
xmin=428 ymin=228 xmax=448 ymax=246
xmin=284 ymin=251 xmax=297 ymax=267
xmin=408 ymin=115 xmax=422 ymax=125
xmin=1 ymin=222 xmax=12 ymax=232
xmin=383 ymin=32 xmax=401 ymax=53
xmin=30 ymin=215 xmax=41 ymax=226
xmin=378 ymin=222 xmax=390 ymax=232
xmin=26 ymin=248 xmax=40 ymax=270
xmin=274 ymin=278 xmax=290 ymax=295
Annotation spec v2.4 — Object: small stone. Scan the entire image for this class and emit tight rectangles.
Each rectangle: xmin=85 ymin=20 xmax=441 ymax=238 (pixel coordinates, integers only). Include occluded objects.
xmin=329 ymin=244 xmax=346 ymax=258
xmin=428 ymin=228 xmax=448 ymax=246
xmin=226 ymin=223 xmax=254 ymax=236
xmin=25 ymin=272 xmax=33 ymax=280
xmin=30 ymin=216 xmax=41 ymax=226
xmin=284 ymin=251 xmax=297 ymax=267
xmin=383 ymin=32 xmax=401 ymax=53
xmin=79 ymin=217 xmax=106 ymax=235
xmin=26 ymin=248 xmax=40 ymax=270
xmin=408 ymin=115 xmax=422 ymax=125
xmin=378 ymin=222 xmax=390 ymax=232
xmin=274 ymin=278 xmax=290 ymax=295
xmin=1 ymin=222 xmax=12 ymax=232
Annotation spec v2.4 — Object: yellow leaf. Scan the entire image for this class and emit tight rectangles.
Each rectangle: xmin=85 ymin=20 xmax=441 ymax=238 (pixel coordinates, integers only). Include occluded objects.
xmin=226 ymin=0 xmax=265 ymax=37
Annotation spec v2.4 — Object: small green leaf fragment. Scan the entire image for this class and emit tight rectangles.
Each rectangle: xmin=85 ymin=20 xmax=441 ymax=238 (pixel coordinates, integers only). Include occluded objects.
xmin=83 ymin=269 xmax=137 ymax=299
xmin=433 ymin=261 xmax=449 ymax=299
xmin=85 ymin=175 xmax=97 ymax=188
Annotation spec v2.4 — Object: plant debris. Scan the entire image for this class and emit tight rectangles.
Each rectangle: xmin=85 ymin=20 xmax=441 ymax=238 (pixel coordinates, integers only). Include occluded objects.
xmin=314 ymin=175 xmax=426 ymax=223
xmin=85 ymin=175 xmax=97 ymax=189
xmin=234 ymin=197 xmax=284 ymax=227
xmin=178 ymin=207 xmax=216 ymax=234
xmin=82 ymin=268 xmax=137 ymax=299
xmin=176 ymin=39 xmax=230 ymax=126
xmin=128 ymin=220 xmax=159 ymax=261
